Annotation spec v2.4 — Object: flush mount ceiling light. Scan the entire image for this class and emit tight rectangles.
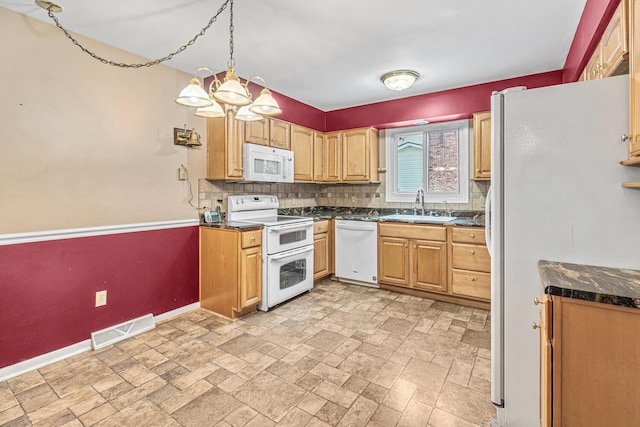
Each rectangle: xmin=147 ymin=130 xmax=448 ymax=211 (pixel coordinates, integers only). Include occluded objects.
xmin=35 ymin=0 xmax=281 ymax=122
xmin=380 ymin=70 xmax=420 ymax=91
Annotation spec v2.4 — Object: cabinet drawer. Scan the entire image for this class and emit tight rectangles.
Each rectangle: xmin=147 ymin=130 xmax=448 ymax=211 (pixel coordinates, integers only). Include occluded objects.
xmin=452 ymin=227 xmax=486 ymax=244
xmin=241 ymin=230 xmax=262 ymax=248
xmin=452 ymin=270 xmax=491 ymax=300
xmin=379 ymin=223 xmax=446 ymax=241
xmin=452 ymin=243 xmax=490 ymax=272
xmin=314 ymin=220 xmax=329 ymax=234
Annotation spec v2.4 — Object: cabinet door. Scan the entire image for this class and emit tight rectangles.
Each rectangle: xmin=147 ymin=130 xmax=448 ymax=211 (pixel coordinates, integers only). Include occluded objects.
xmin=584 ymin=46 xmax=603 ymax=81
xmin=343 ymin=128 xmax=370 ymax=181
xmin=313 ymin=232 xmax=330 ymax=281
xmin=226 ymin=115 xmax=245 ymax=179
xmin=473 ymin=111 xmax=492 ymax=180
xmin=411 ymin=240 xmax=447 ymax=292
xmin=239 ymin=246 xmax=262 ymax=309
xmin=314 ymin=132 xmax=326 ymax=181
xmin=245 ymin=120 xmax=269 ymax=146
xmin=326 ymin=132 xmax=342 ymax=182
xmin=630 ymin=0 xmax=640 ymax=156
xmin=291 ymin=124 xmax=314 ymax=181
xmin=601 ymin=0 xmax=629 ymax=78
xmin=270 ymin=119 xmax=291 ymax=150
xmin=378 ymin=236 xmax=409 ymax=286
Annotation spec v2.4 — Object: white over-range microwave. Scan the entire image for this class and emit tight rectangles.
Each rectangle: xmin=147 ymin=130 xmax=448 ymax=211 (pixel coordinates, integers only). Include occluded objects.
xmin=243 ymin=143 xmax=294 ymax=183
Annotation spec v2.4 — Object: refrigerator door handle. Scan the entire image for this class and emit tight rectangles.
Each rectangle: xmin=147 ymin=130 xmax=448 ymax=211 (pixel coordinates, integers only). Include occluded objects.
xmin=485 ymin=185 xmax=493 ymax=257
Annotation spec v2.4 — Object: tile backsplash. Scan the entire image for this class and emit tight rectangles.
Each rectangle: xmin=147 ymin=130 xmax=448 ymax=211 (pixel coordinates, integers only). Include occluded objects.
xmin=199 ymin=176 xmax=489 ymax=214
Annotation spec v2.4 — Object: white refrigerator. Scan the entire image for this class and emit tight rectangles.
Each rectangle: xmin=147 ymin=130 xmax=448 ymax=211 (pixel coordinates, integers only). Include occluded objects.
xmin=487 ymin=75 xmax=640 ymax=426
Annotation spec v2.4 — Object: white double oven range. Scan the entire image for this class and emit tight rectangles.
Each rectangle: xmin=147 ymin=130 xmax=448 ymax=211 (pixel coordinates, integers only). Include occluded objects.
xmin=227 ymin=195 xmax=314 ymax=311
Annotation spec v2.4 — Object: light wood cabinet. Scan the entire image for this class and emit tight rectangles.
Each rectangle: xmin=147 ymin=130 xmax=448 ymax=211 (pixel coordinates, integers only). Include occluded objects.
xmin=200 ymin=227 xmax=262 ymax=318
xmin=269 ymin=118 xmax=291 ymax=150
xmin=313 ymin=220 xmax=333 ymax=281
xmin=207 ymin=115 xmax=244 ymax=180
xmin=291 ymin=124 xmax=315 ymax=182
xmin=378 ymin=223 xmax=447 ymax=293
xmin=244 ymin=120 xmax=269 ymax=146
xmin=342 ymin=127 xmax=379 ymax=182
xmin=582 ymin=0 xmax=629 ymax=82
xmin=450 ymin=226 xmax=491 ymax=301
xmin=540 ymin=295 xmax=640 ymax=426
xmin=472 ymin=111 xmax=491 ymax=180
xmin=314 ymin=131 xmax=342 ymax=182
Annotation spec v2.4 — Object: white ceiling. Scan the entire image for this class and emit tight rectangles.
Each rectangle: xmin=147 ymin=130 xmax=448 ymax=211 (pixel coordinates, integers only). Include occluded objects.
xmin=3 ymin=0 xmax=588 ymax=111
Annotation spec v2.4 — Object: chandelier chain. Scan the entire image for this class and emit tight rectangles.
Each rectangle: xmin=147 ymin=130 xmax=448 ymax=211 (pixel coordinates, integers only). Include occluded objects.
xmin=45 ymin=0 xmax=230 ymax=69
xmin=228 ymin=0 xmax=235 ymax=68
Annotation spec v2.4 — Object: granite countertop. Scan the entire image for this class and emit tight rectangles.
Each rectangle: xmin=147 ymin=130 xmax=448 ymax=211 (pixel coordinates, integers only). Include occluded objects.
xmin=199 ymin=221 xmax=263 ymax=231
xmin=280 ymin=206 xmax=485 ymax=227
xmin=539 ymin=260 xmax=640 ymax=309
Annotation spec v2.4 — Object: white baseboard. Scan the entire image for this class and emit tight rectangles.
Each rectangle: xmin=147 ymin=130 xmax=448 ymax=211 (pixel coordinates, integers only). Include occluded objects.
xmin=0 ymin=340 xmax=92 ymax=382
xmin=0 ymin=302 xmax=201 ymax=382
xmin=155 ymin=302 xmax=200 ymax=323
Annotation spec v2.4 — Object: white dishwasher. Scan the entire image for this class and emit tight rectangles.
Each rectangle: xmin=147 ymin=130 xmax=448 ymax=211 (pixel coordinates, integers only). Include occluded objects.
xmin=334 ymin=220 xmax=378 ymax=286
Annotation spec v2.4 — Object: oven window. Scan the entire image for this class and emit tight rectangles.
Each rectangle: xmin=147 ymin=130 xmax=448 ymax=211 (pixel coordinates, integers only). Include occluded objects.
xmin=280 ymin=259 xmax=307 ymax=290
xmin=254 ymin=158 xmax=281 ymax=175
xmin=279 ymin=230 xmax=307 ymax=245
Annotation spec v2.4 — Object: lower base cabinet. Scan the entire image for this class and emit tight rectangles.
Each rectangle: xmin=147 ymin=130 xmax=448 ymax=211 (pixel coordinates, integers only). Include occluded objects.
xmin=200 ymin=227 xmax=262 ymax=319
xmin=313 ymin=220 xmax=333 ymax=281
xmin=378 ymin=223 xmax=448 ymax=293
xmin=541 ymin=295 xmax=640 ymax=426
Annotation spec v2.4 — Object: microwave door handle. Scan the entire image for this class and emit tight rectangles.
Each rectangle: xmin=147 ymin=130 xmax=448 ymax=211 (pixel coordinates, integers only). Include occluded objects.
xmin=269 ymin=245 xmax=313 ymax=260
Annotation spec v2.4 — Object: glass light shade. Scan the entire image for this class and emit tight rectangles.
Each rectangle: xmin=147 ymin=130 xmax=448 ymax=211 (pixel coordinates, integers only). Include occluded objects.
xmin=194 ymin=99 xmax=225 ymax=118
xmin=249 ymin=88 xmax=282 ymax=116
xmin=235 ymin=104 xmax=263 ymax=122
xmin=213 ymin=69 xmax=251 ymax=106
xmin=380 ymin=70 xmax=419 ymax=91
xmin=175 ymin=77 xmax=213 ymax=107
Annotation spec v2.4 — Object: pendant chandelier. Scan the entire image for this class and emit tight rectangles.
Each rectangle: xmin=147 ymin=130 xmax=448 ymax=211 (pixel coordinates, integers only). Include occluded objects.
xmin=35 ymin=0 xmax=281 ymax=121
xmin=175 ymin=0 xmax=282 ymax=121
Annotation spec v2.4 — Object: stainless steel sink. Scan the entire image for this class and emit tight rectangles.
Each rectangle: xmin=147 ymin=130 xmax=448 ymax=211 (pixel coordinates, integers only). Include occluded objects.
xmin=380 ymin=213 xmax=457 ymax=224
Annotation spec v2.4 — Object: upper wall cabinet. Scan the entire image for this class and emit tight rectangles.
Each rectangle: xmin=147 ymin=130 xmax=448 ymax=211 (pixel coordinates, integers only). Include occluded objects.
xmin=342 ymin=127 xmax=380 ymax=182
xmin=629 ymin=0 xmax=640 ymax=157
xmin=580 ymin=0 xmax=629 ymax=82
xmin=473 ymin=111 xmax=491 ymax=180
xmin=314 ymin=131 xmax=342 ymax=182
xmin=244 ymin=120 xmax=269 ymax=146
xmin=270 ymin=118 xmax=291 ymax=150
xmin=291 ymin=124 xmax=315 ymax=182
xmin=207 ymin=115 xmax=244 ymax=180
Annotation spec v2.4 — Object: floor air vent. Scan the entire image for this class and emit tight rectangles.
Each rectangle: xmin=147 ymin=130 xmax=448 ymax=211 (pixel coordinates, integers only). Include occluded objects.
xmin=91 ymin=313 xmax=155 ymax=350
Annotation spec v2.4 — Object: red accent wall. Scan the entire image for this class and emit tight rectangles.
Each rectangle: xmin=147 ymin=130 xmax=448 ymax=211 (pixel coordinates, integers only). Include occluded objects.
xmin=563 ymin=0 xmax=622 ymax=83
xmin=0 ymin=226 xmax=199 ymax=368
xmin=325 ymin=71 xmax=564 ymax=131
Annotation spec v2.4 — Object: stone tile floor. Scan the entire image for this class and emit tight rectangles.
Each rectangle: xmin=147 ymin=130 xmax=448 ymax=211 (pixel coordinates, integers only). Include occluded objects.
xmin=0 ymin=280 xmax=495 ymax=426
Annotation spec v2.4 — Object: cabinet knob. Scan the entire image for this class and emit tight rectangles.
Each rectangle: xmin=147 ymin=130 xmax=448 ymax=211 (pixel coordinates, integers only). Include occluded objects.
xmin=470 ymin=276 xmax=476 ymax=282
xmin=476 ymin=168 xmax=481 ymax=172
xmin=470 ymin=250 xmax=475 ymax=255
xmin=413 ymin=244 xmax=417 ymax=249
xmin=534 ymin=297 xmax=542 ymax=306
xmin=532 ymin=322 xmax=540 ymax=330
xmin=470 ymin=233 xmax=475 ymax=238
xmin=622 ymin=134 xmax=632 ymax=142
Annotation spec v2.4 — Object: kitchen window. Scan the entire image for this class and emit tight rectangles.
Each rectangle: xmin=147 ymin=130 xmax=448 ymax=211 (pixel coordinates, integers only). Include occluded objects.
xmin=385 ymin=119 xmax=470 ymax=203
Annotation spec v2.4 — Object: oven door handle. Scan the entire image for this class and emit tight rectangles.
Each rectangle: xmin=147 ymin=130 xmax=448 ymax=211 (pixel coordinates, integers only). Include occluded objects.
xmin=269 ymin=245 xmax=313 ymax=260
xmin=268 ymin=223 xmax=312 ymax=233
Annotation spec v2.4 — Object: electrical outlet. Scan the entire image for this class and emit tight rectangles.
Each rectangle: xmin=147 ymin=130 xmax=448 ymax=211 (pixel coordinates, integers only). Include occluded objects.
xmin=178 ymin=166 xmax=188 ymax=181
xmin=96 ymin=290 xmax=107 ymax=307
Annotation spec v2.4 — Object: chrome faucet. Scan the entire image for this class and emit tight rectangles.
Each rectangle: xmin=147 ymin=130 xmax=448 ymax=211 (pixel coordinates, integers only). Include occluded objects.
xmin=416 ymin=189 xmax=425 ymax=216
xmin=442 ymin=200 xmax=453 ymax=217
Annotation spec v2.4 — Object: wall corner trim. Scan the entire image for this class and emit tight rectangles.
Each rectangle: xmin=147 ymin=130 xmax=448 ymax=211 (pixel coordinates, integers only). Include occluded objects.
xmin=0 ymin=219 xmax=199 ymax=246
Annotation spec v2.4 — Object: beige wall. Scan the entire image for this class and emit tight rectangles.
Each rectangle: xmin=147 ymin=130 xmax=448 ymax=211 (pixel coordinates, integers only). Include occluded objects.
xmin=0 ymin=7 xmax=207 ymax=233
